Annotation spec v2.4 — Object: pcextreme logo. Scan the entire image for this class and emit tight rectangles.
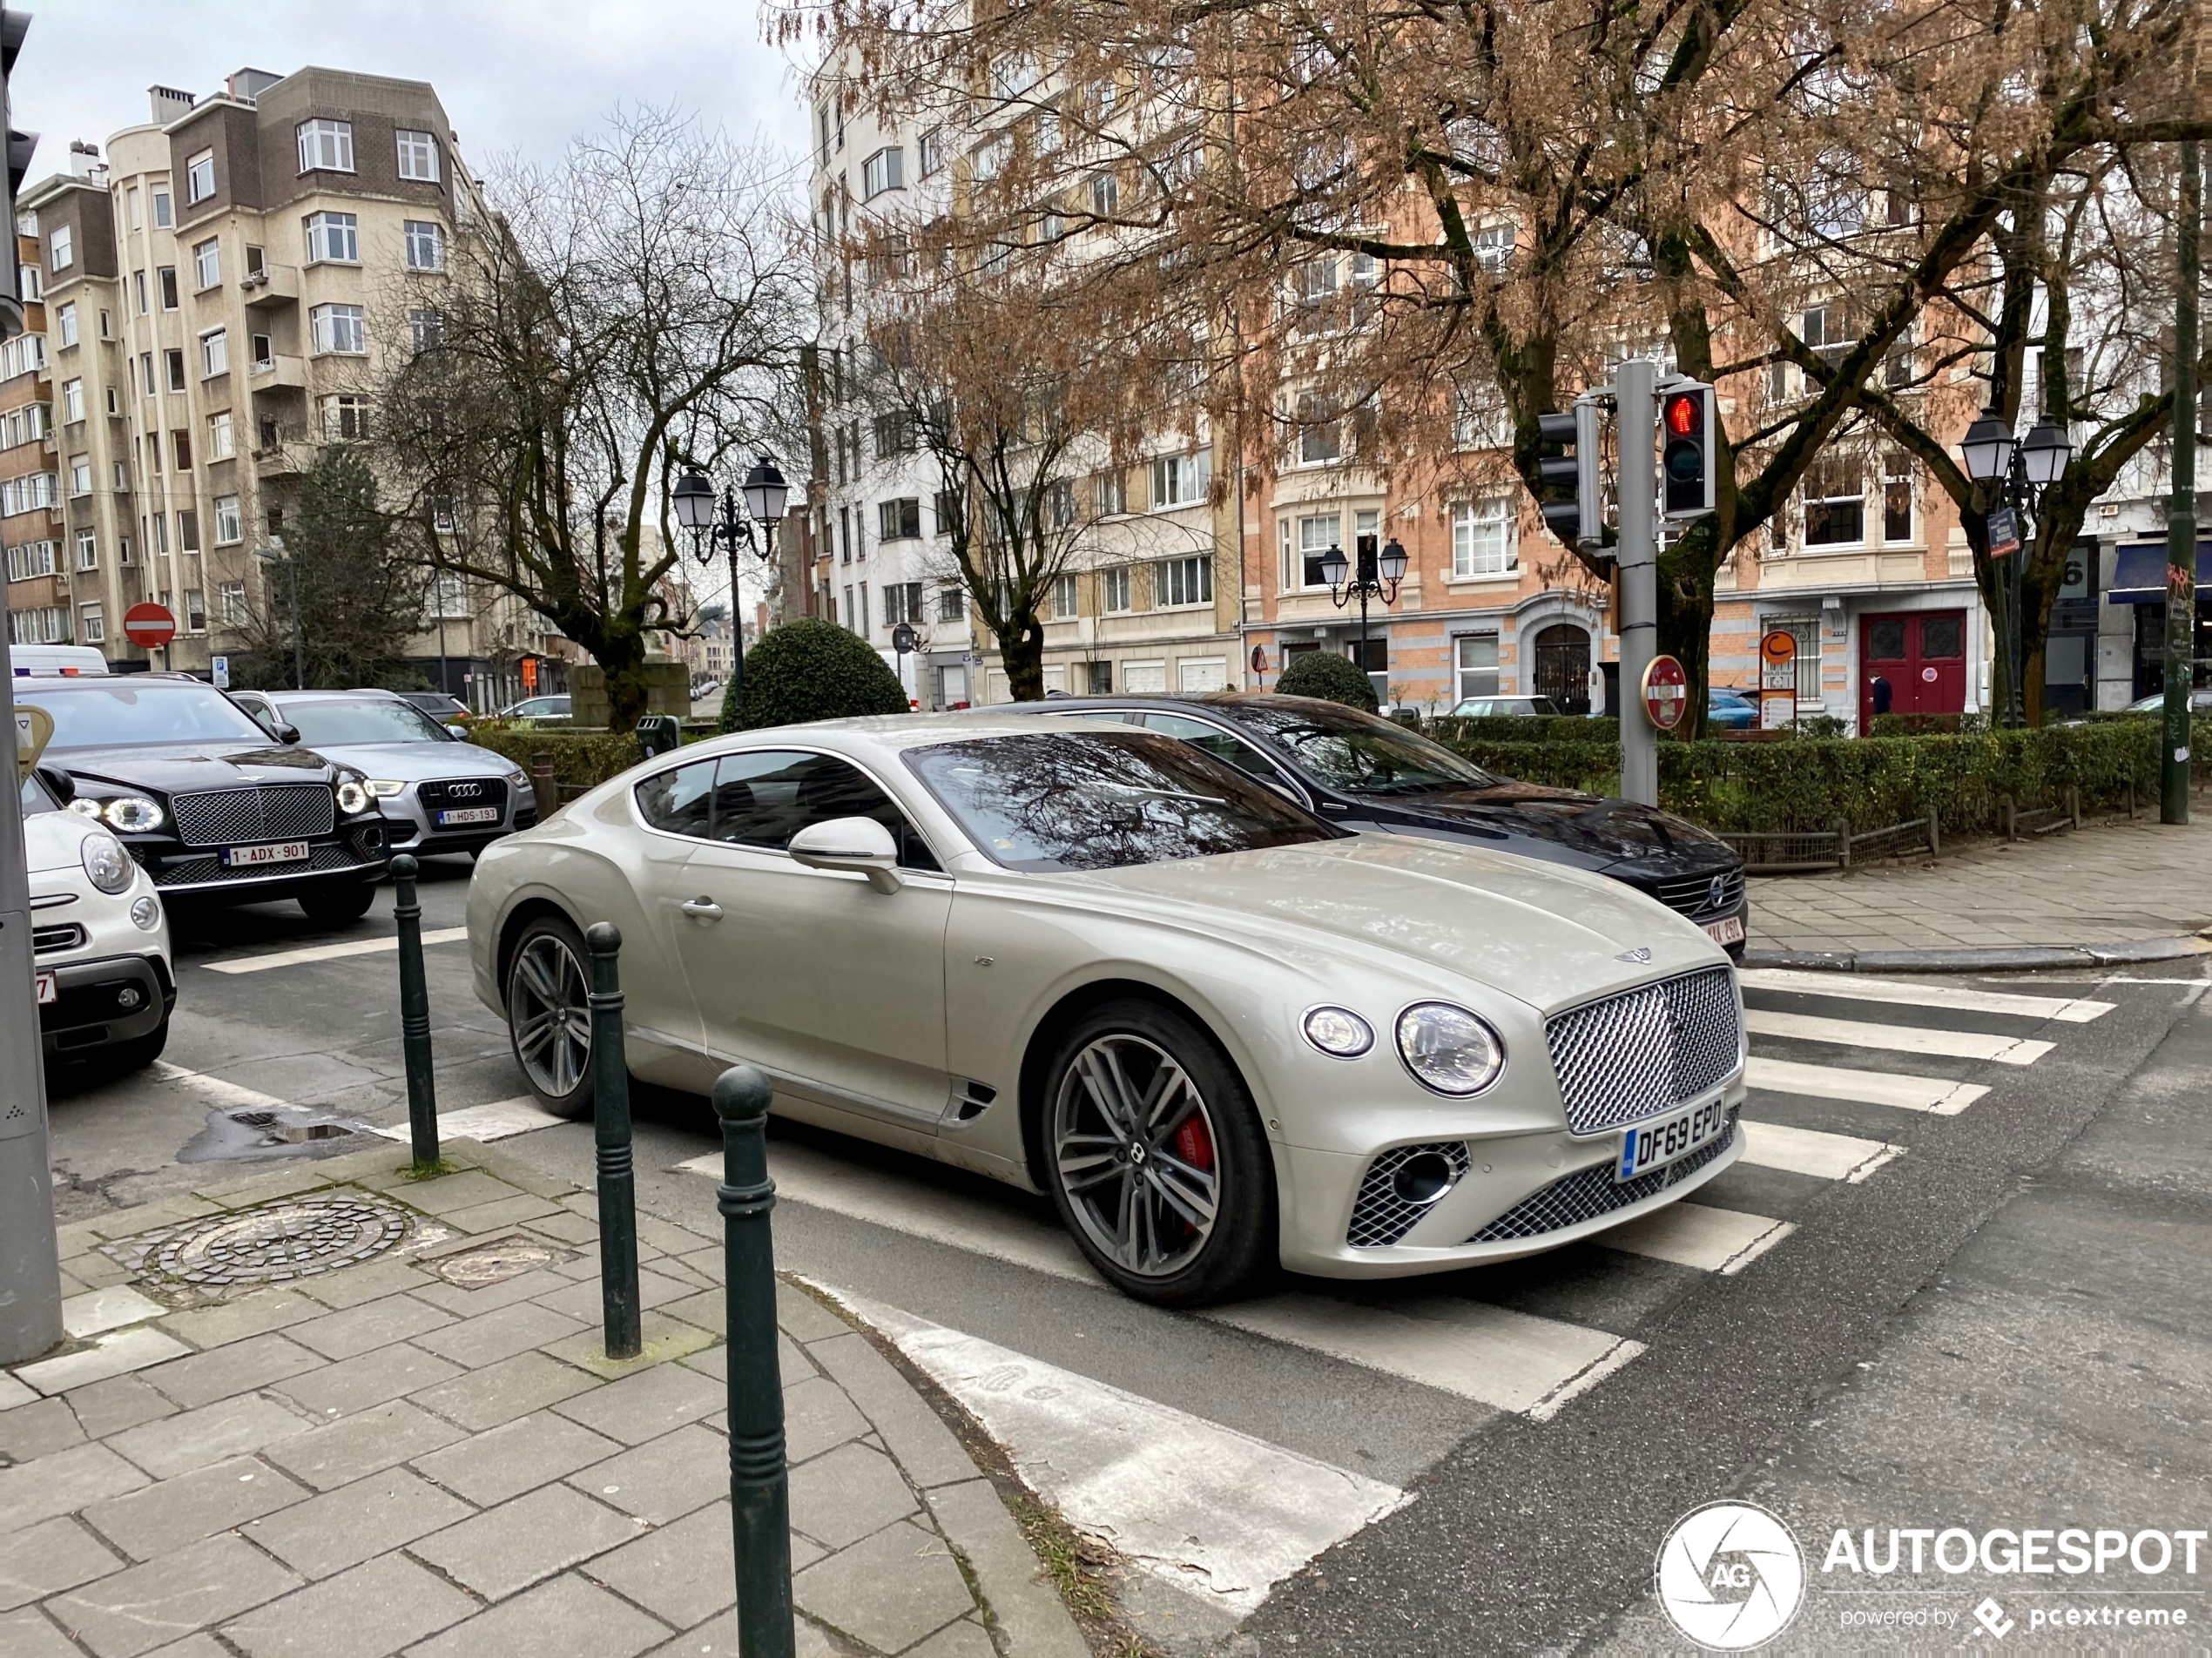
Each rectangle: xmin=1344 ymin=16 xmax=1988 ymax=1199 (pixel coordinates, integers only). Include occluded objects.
xmin=1655 ymin=1501 xmax=1807 ymax=1650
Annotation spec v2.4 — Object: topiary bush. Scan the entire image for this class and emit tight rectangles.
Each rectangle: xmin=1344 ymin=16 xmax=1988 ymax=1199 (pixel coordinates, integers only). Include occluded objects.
xmin=736 ymin=617 xmax=911 ymax=731
xmin=1273 ymin=651 xmax=1379 ymax=712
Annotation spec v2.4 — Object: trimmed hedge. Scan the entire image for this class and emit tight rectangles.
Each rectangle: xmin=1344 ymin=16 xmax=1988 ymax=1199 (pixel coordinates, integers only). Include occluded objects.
xmin=1431 ymin=714 xmax=1621 ymax=744
xmin=738 ymin=617 xmax=909 ymax=731
xmin=1275 ymin=651 xmax=1379 ymax=711
xmin=465 ymin=724 xmax=654 ymax=798
xmin=1431 ymin=721 xmax=2201 ymax=836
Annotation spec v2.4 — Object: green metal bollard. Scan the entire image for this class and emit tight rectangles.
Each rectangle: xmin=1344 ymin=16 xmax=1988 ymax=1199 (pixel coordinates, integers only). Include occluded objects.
xmin=389 ymin=855 xmax=441 ymax=1171
xmin=586 ymin=922 xmax=642 ymax=1362
xmin=713 ymin=1063 xmax=792 ymax=1658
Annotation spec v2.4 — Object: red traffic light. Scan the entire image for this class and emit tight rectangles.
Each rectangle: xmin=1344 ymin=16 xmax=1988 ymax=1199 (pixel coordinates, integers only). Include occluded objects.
xmin=1665 ymin=394 xmax=1700 ymax=437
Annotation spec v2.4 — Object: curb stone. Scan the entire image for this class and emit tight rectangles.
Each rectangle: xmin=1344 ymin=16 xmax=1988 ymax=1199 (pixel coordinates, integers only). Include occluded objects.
xmin=1742 ymin=933 xmax=2212 ymax=974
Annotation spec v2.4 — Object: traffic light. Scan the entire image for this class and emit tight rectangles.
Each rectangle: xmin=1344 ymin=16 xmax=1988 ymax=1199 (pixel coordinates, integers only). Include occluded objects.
xmin=0 ymin=11 xmax=32 ymax=345
xmin=1660 ymin=383 xmax=1716 ymax=518
xmin=1535 ymin=402 xmax=1601 ymax=549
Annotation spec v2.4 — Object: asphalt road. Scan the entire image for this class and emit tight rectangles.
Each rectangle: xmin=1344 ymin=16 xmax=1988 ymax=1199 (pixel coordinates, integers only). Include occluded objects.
xmin=39 ymin=870 xmax=2212 ymax=1654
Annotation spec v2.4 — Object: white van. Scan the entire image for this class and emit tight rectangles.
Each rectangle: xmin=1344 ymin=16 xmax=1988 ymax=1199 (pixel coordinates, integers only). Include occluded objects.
xmin=10 ymin=644 xmax=110 ymax=676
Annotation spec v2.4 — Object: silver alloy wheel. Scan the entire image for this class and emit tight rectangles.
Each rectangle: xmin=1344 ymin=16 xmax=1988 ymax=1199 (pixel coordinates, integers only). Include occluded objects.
xmin=1051 ymin=1034 xmax=1222 ymax=1277
xmin=510 ymin=933 xmax=590 ymax=1099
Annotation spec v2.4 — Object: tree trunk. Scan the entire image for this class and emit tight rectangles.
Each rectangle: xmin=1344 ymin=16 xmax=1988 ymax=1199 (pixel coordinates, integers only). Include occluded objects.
xmin=999 ymin=617 xmax=1046 ymax=701
xmin=1656 ymin=521 xmax=1723 ymax=739
xmin=600 ymin=634 xmax=651 ymax=734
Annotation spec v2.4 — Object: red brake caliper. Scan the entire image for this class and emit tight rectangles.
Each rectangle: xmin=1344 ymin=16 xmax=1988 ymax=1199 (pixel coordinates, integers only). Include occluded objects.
xmin=1172 ymin=1114 xmax=1215 ymax=1174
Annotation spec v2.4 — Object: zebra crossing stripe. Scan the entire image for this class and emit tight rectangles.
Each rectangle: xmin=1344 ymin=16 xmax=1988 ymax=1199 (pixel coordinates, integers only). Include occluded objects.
xmin=1744 ymin=1056 xmax=1987 ymax=1114
xmin=1740 ymin=968 xmax=2115 ymax=1023
xmin=371 ymin=1097 xmax=563 ymax=1145
xmin=1599 ymin=1203 xmax=1796 ymax=1275
xmin=1745 ymin=1008 xmax=2055 ymax=1066
xmin=1738 ymin=1119 xmax=1904 ymax=1183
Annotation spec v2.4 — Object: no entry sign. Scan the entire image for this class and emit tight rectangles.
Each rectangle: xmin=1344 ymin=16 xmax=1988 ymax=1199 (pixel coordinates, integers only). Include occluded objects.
xmin=123 ymin=602 xmax=176 ymax=650
xmin=1642 ymin=654 xmax=1689 ymax=731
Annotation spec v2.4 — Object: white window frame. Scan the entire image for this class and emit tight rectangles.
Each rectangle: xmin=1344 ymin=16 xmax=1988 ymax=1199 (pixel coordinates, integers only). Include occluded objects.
xmin=67 ymin=453 xmax=91 ymax=495
xmin=213 ymin=494 xmax=242 ymax=545
xmin=309 ymin=303 xmax=366 ymax=355
xmin=861 ymin=147 xmax=904 ymax=200
xmin=54 ymin=301 xmax=76 ymax=347
xmin=402 ymin=219 xmax=445 ymax=272
xmin=207 ymin=409 xmax=235 ymax=460
xmin=74 ymin=530 xmax=97 ymax=570
xmin=62 ymin=378 xmax=83 ymax=423
xmin=219 ymin=580 xmax=248 ymax=628
xmin=1451 ymin=497 xmax=1518 ymax=578
xmin=1150 ymin=450 xmax=1209 ymax=510
xmin=78 ymin=603 xmax=102 ymax=644
xmin=150 ymin=187 xmax=172 ymax=228
xmin=395 ymin=128 xmax=441 ymax=182
xmin=304 ymin=211 xmax=360 ymax=265
xmin=1153 ymin=555 xmax=1213 ymax=609
xmin=1102 ymin=566 xmax=1133 ymax=612
xmin=322 ymin=393 xmax=371 ymax=441
xmin=297 ymin=118 xmax=355 ymax=175
xmin=185 ymin=149 xmax=215 ymax=204
xmin=48 ymin=222 xmax=71 ymax=270
xmin=192 ymin=236 xmax=220 ymax=289
xmin=199 ymin=327 xmax=228 ymax=377
xmin=1454 ymin=634 xmax=1501 ymax=701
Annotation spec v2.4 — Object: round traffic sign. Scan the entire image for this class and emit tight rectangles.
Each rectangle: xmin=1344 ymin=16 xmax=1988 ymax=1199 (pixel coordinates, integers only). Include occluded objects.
xmin=1759 ymin=629 xmax=1797 ymax=665
xmin=123 ymin=602 xmax=177 ymax=649
xmin=1642 ymin=655 xmax=1689 ymax=731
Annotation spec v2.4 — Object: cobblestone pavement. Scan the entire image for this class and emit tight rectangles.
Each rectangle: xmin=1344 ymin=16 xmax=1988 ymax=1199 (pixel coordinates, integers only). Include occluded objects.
xmin=0 ymin=1142 xmax=1088 ymax=1658
xmin=1748 ymin=807 xmax=2212 ymax=956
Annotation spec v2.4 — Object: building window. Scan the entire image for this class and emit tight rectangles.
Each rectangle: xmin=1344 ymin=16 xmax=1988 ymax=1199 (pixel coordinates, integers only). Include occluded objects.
xmin=68 ymin=453 xmax=91 ymax=495
xmin=409 ymin=308 xmax=445 ymax=353
xmin=395 ymin=128 xmax=441 ymax=181
xmin=184 ymin=590 xmax=206 ymax=632
xmin=1764 ymin=615 xmax=1822 ymax=700
xmin=1102 ymin=566 xmax=1132 ymax=612
xmin=843 ymin=585 xmax=855 ymax=631
xmin=304 ymin=211 xmax=360 ymax=264
xmin=1473 ymin=222 xmax=1514 ymax=272
xmin=1054 ymin=573 xmax=1078 ymax=617
xmin=1154 ymin=555 xmax=1212 ymax=608
xmin=1089 ymin=172 xmax=1118 ymax=217
xmin=199 ymin=328 xmax=228 ymax=377
xmin=1882 ymin=449 xmax=1914 ymax=543
xmin=62 ymin=378 xmax=83 ymax=422
xmin=918 ymin=129 xmax=944 ymax=177
xmin=1096 ymin=470 xmax=1127 ymax=516
xmin=1294 ymin=393 xmax=1341 ymax=464
xmin=1288 ymin=513 xmax=1339 ymax=588
xmin=1150 ymin=450 xmax=1208 ymax=509
xmin=432 ymin=571 xmax=468 ymax=617
xmin=5 ymin=538 xmax=56 ymax=579
xmin=178 ymin=508 xmax=199 ymax=551
xmin=151 ymin=187 xmax=172 ymax=228
xmin=213 ymin=494 xmax=242 ymax=544
xmin=322 ymin=394 xmax=371 ymax=441
xmin=876 ymin=497 xmax=921 ymax=540
xmin=55 ymin=301 xmax=76 ymax=347
xmin=932 ymin=491 xmax=960 ymax=536
xmin=1801 ymin=452 xmax=1865 ymax=547
xmin=126 ymin=186 xmax=140 ymax=229
xmin=112 ymin=460 xmax=127 ymax=492
xmin=872 ymin=409 xmax=916 ymax=457
xmin=192 ymin=237 xmax=220 ymax=289
xmin=938 ymin=585 xmax=965 ymax=622
xmin=882 ymin=581 xmax=924 ymax=625
xmin=1455 ymin=634 xmax=1501 ymax=700
xmin=74 ymin=530 xmax=96 ymax=570
xmin=184 ymin=148 xmax=215 ymax=203
xmin=402 ymin=219 xmax=445 ymax=272
xmin=310 ymin=303 xmax=367 ymax=354
xmin=297 ymin=118 xmax=354 ymax=173
xmin=1453 ymin=381 xmax=1509 ymax=449
xmin=208 ymin=409 xmax=235 ymax=459
xmin=78 ymin=603 xmax=102 ymax=644
xmin=861 ymin=147 xmax=904 ymax=199
xmin=252 ymin=333 xmax=273 ymax=369
xmin=1451 ymin=497 xmax=1518 ymax=577
xmin=165 ymin=349 xmax=186 ymax=391
xmin=134 ymin=271 xmax=148 ymax=313
xmin=158 ymin=266 xmax=179 ymax=309
xmin=48 ymin=222 xmax=71 ymax=270
xmin=6 ymin=604 xmax=68 ymax=644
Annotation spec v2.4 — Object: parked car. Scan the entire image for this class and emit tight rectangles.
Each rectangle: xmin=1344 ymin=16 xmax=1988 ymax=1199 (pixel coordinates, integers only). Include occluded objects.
xmin=1444 ymin=696 xmax=1561 ymax=718
xmin=231 ymin=688 xmax=538 ymax=860
xmin=1707 ymin=687 xmax=1759 ymax=731
xmin=10 ymin=644 xmax=109 ymax=677
xmin=2124 ymin=689 xmax=2212 ymax=714
xmin=11 ymin=673 xmax=389 ymax=921
xmin=1001 ymin=694 xmax=1750 ymax=954
xmin=469 ymin=716 xmax=1746 ymax=1305
xmin=396 ymin=690 xmax=472 ymax=725
xmin=22 ymin=767 xmax=174 ymax=1070
xmin=498 ymin=694 xmax=572 ymax=721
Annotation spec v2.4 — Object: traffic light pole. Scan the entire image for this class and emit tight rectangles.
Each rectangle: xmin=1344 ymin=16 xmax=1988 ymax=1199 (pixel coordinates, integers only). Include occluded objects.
xmin=1616 ymin=358 xmax=1659 ymax=807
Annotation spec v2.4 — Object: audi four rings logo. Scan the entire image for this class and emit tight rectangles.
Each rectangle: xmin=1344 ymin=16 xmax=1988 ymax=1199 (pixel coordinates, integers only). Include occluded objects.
xmin=447 ymin=782 xmax=482 ymax=799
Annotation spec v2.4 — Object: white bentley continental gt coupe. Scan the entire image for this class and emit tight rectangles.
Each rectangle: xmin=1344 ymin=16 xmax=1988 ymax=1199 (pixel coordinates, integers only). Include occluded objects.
xmin=466 ymin=717 xmax=1747 ymax=1305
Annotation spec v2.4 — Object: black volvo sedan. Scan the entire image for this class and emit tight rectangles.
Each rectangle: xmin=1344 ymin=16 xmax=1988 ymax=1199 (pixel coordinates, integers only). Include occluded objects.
xmin=13 ymin=673 xmax=390 ymax=921
xmin=1001 ymin=692 xmax=1749 ymax=954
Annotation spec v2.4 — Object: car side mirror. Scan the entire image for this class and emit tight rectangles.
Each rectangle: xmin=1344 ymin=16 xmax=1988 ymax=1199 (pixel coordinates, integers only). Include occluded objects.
xmin=275 ymin=724 xmax=302 ymax=745
xmin=786 ymin=816 xmax=903 ymax=893
xmin=446 ymin=723 xmax=469 ymax=739
xmin=34 ymin=764 xmax=73 ymax=803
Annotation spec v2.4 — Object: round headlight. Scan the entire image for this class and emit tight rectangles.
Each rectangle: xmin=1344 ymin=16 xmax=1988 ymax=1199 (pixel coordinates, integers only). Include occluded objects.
xmin=102 ymin=795 xmax=165 ymax=833
xmin=130 ymin=894 xmax=163 ymax=931
xmin=81 ymin=832 xmax=134 ymax=894
xmin=1302 ymin=1006 xmax=1374 ymax=1059
xmin=335 ymin=779 xmax=372 ymax=815
xmin=66 ymin=798 xmax=102 ymax=820
xmin=1394 ymin=1002 xmax=1507 ymax=1096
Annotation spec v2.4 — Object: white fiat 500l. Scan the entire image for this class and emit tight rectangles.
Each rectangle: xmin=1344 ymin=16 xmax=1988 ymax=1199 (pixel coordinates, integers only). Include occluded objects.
xmin=466 ymin=718 xmax=1746 ymax=1305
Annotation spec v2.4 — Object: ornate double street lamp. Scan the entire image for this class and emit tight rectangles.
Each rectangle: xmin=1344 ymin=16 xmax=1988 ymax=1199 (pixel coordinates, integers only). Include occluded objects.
xmin=1959 ymin=408 xmax=2073 ymax=729
xmin=1319 ymin=534 xmax=1410 ymax=689
xmin=673 ymin=456 xmax=789 ymax=718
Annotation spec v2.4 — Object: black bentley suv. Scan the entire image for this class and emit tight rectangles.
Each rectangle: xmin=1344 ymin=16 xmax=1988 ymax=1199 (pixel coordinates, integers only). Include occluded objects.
xmin=1001 ymin=693 xmax=1749 ymax=954
xmin=14 ymin=673 xmax=390 ymax=921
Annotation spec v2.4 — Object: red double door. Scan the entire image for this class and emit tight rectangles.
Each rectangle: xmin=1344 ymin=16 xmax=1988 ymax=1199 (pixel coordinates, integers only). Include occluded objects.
xmin=1860 ymin=610 xmax=1966 ymax=725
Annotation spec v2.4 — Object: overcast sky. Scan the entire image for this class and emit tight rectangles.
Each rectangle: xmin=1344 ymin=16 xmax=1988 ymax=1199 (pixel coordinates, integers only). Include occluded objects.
xmin=11 ymin=0 xmax=813 ymax=185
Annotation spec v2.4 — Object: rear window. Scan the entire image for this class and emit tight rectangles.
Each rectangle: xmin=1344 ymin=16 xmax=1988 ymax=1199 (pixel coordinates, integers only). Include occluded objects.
xmin=904 ymin=731 xmax=1338 ymax=873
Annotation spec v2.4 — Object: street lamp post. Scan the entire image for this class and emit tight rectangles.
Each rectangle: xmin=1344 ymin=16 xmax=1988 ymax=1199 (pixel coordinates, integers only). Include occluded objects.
xmin=673 ymin=457 xmax=788 ymax=724
xmin=1959 ymin=408 xmax=2073 ymax=729
xmin=1319 ymin=534 xmax=1409 ymax=700
xmin=253 ymin=540 xmax=303 ymax=691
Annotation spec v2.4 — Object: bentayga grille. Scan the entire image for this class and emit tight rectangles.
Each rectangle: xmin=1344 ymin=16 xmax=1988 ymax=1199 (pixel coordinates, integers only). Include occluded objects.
xmin=1467 ymin=1116 xmax=1737 ymax=1244
xmin=1652 ymin=867 xmax=1745 ymax=919
xmin=171 ymin=784 xmax=334 ymax=847
xmin=1346 ymin=1142 xmax=1473 ymax=1249
xmin=154 ymin=843 xmax=363 ymax=887
xmin=418 ymin=777 xmax=508 ymax=813
xmin=1546 ymin=967 xmax=1740 ymax=1136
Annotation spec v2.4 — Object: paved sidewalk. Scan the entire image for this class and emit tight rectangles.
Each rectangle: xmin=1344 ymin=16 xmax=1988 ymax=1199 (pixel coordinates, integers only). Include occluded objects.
xmin=0 ymin=1142 xmax=1088 ymax=1658
xmin=1748 ymin=809 xmax=2212 ymax=963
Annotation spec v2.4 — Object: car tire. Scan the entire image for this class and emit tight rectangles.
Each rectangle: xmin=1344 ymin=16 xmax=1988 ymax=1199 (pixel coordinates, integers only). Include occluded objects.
xmin=504 ymin=913 xmax=597 ymax=1120
xmin=1040 ymin=998 xmax=1275 ymax=1307
xmin=106 ymin=1013 xmax=170 ymax=1074
xmin=298 ymin=882 xmax=376 ymax=924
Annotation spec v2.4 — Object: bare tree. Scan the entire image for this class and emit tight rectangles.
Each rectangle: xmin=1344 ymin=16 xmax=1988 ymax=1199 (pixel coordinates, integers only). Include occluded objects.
xmin=372 ymin=106 xmax=812 ymax=730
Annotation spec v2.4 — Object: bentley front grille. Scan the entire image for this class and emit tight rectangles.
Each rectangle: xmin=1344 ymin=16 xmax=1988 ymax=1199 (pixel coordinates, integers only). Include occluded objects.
xmin=1345 ymin=1141 xmax=1474 ymax=1249
xmin=170 ymin=784 xmax=335 ymax=847
xmin=1546 ymin=967 xmax=1740 ymax=1136
xmin=1466 ymin=1116 xmax=1737 ymax=1244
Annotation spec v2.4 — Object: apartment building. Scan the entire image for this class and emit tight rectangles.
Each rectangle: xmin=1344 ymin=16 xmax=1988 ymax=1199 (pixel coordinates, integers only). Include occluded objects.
xmin=0 ymin=220 xmax=63 ymax=648
xmin=4 ymin=69 xmax=550 ymax=706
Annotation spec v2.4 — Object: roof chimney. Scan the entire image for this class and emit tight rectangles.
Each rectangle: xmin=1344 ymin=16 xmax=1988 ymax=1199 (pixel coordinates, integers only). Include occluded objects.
xmin=226 ymin=67 xmax=281 ymax=101
xmin=66 ymin=140 xmax=105 ymax=181
xmin=148 ymin=84 xmax=195 ymax=125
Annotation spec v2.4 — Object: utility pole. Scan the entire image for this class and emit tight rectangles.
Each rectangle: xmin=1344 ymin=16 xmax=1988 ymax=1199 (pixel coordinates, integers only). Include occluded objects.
xmin=1616 ymin=357 xmax=1659 ymax=806
xmin=2162 ymin=137 xmax=2200 ymax=826
xmin=0 ymin=6 xmax=62 ymax=1369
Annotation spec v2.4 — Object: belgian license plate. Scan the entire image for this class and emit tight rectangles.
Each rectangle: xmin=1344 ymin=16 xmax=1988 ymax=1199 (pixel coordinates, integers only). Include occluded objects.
xmin=1703 ymin=914 xmax=1746 ymax=947
xmin=35 ymin=969 xmax=56 ymax=1005
xmin=224 ymin=840 xmax=310 ymax=867
xmin=1617 ymin=1098 xmax=1729 ymax=1182
xmin=435 ymin=806 xmax=500 ymax=826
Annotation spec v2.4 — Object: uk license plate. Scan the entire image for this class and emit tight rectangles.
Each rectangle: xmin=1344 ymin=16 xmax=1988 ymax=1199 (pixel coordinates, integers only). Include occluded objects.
xmin=224 ymin=840 xmax=310 ymax=867
xmin=1703 ymin=914 xmax=1746 ymax=947
xmin=1617 ymin=1098 xmax=1729 ymax=1182
xmin=35 ymin=969 xmax=56 ymax=1005
xmin=435 ymin=806 xmax=500 ymax=826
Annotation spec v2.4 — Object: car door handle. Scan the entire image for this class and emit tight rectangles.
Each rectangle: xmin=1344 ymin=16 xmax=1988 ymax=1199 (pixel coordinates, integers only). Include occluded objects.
xmin=679 ymin=897 xmax=724 ymax=920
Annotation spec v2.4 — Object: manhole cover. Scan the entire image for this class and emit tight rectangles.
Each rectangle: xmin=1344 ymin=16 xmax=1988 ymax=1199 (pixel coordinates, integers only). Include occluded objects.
xmin=116 ymin=1193 xmax=414 ymax=1291
xmin=429 ymin=1235 xmax=575 ymax=1289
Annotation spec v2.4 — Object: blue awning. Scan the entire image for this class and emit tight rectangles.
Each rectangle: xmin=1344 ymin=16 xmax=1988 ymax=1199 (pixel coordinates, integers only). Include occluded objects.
xmin=2109 ymin=540 xmax=2211 ymax=603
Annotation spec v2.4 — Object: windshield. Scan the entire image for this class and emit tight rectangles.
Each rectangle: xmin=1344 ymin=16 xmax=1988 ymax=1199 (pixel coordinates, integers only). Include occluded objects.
xmin=905 ymin=731 xmax=1338 ymax=872
xmin=21 ymin=773 xmax=57 ymax=814
xmin=280 ymin=699 xmax=452 ymax=746
xmin=16 ymin=681 xmax=275 ymax=751
xmin=1217 ymin=701 xmax=1500 ymax=795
